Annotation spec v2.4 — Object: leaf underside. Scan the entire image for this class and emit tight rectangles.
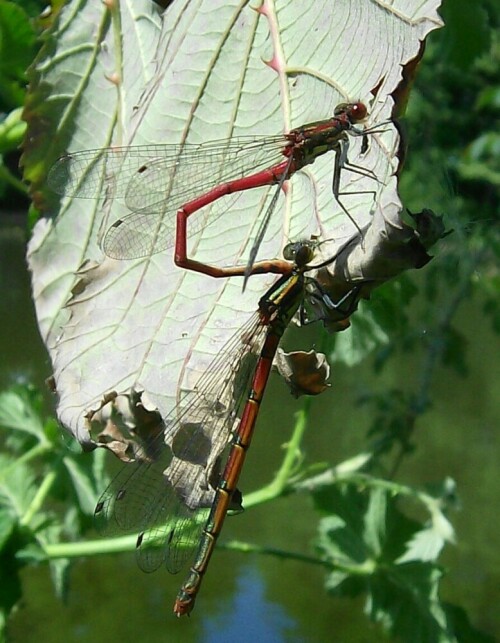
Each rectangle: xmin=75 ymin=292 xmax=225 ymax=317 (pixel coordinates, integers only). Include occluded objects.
xmin=24 ymin=0 xmax=443 ymax=446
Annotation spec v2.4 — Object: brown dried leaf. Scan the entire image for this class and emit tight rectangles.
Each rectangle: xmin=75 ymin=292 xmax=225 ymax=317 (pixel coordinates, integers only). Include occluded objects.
xmin=275 ymin=349 xmax=331 ymax=398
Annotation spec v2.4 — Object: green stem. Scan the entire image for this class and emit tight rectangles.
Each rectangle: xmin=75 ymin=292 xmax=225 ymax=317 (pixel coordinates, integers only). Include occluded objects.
xmin=20 ymin=469 xmax=58 ymax=527
xmin=219 ymin=539 xmax=375 ymax=575
xmin=243 ymin=396 xmax=312 ymax=508
xmin=44 ymin=533 xmax=374 ymax=578
xmin=273 ymin=396 xmax=312 ymax=489
xmin=44 ymin=534 xmax=138 ymax=560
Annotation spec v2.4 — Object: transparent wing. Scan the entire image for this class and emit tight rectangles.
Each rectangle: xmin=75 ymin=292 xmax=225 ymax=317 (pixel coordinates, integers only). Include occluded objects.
xmin=48 ymin=137 xmax=285 ymax=259
xmin=94 ymin=310 xmax=266 ymax=574
xmin=122 ymin=137 xmax=284 ymax=212
xmin=48 ymin=138 xmax=285 ymax=205
xmin=102 ymin=192 xmax=244 ymax=259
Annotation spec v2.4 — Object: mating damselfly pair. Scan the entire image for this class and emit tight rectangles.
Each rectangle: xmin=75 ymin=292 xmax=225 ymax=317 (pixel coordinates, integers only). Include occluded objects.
xmin=49 ymin=102 xmax=380 ymax=614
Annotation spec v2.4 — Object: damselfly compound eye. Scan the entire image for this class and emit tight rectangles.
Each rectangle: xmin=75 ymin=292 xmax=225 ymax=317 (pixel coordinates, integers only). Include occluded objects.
xmin=350 ymin=102 xmax=368 ymax=122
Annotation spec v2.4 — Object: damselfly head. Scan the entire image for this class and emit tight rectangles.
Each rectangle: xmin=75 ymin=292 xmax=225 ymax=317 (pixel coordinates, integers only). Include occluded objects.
xmin=334 ymin=101 xmax=368 ymax=124
xmin=283 ymin=240 xmax=317 ymax=267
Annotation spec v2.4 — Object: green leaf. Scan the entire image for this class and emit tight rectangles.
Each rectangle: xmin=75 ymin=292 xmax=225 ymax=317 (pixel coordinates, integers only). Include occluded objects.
xmin=317 ymin=514 xmax=370 ymax=567
xmin=363 ymin=487 xmax=387 ymax=556
xmin=367 ymin=562 xmax=452 ymax=643
xmin=0 ymin=509 xmax=16 ymax=551
xmin=9 ymin=0 xmax=52 ymax=19
xmin=0 ymin=0 xmax=36 ymax=108
xmin=476 ymin=86 xmax=500 ymax=111
xmin=0 ymin=454 xmax=37 ymax=520
xmin=362 ymin=388 xmax=417 ymax=454
xmin=314 ymin=483 xmax=459 ymax=641
xmin=335 ymin=452 xmax=373 ymax=475
xmin=329 ymin=305 xmax=390 ymax=367
xmin=0 ymin=386 xmax=45 ymax=440
xmin=62 ymin=450 xmax=107 ymax=515
xmin=458 ymin=131 xmax=500 ymax=186
xmin=32 ymin=520 xmax=71 ymax=599
xmin=343 ymin=276 xmax=421 ymax=371
xmin=397 ymin=526 xmax=448 ymax=563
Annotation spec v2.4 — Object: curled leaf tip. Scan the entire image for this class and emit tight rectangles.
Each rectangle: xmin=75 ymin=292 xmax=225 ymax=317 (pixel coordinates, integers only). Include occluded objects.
xmin=276 ymin=349 xmax=331 ymax=397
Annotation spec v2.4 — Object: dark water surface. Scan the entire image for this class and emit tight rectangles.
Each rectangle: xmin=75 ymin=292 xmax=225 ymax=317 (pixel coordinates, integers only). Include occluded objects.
xmin=2 ymin=217 xmax=499 ymax=642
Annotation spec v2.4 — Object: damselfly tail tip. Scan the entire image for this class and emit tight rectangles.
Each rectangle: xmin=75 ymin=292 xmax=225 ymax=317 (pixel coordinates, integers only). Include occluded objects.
xmin=173 ymin=595 xmax=195 ymax=617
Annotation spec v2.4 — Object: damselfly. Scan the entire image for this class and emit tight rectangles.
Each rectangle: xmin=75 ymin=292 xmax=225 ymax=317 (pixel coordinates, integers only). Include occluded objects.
xmin=94 ymin=240 xmax=361 ymax=616
xmin=48 ymin=103 xmax=380 ymax=279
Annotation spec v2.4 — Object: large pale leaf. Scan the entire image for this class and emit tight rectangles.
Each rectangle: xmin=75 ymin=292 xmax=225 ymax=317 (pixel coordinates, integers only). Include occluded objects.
xmin=24 ymin=0 xmax=443 ymax=447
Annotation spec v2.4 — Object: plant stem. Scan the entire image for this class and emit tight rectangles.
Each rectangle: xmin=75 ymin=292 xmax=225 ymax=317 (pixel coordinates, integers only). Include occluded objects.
xmin=44 ymin=532 xmax=374 ymax=578
xmin=219 ymin=539 xmax=375 ymax=575
xmin=243 ymin=396 xmax=312 ymax=508
xmin=44 ymin=534 xmax=138 ymax=559
xmin=20 ymin=469 xmax=57 ymax=527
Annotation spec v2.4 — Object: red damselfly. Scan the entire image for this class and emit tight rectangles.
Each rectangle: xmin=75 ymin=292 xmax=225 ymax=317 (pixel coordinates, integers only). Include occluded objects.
xmin=94 ymin=240 xmax=361 ymax=616
xmin=48 ymin=103 xmax=380 ymax=280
